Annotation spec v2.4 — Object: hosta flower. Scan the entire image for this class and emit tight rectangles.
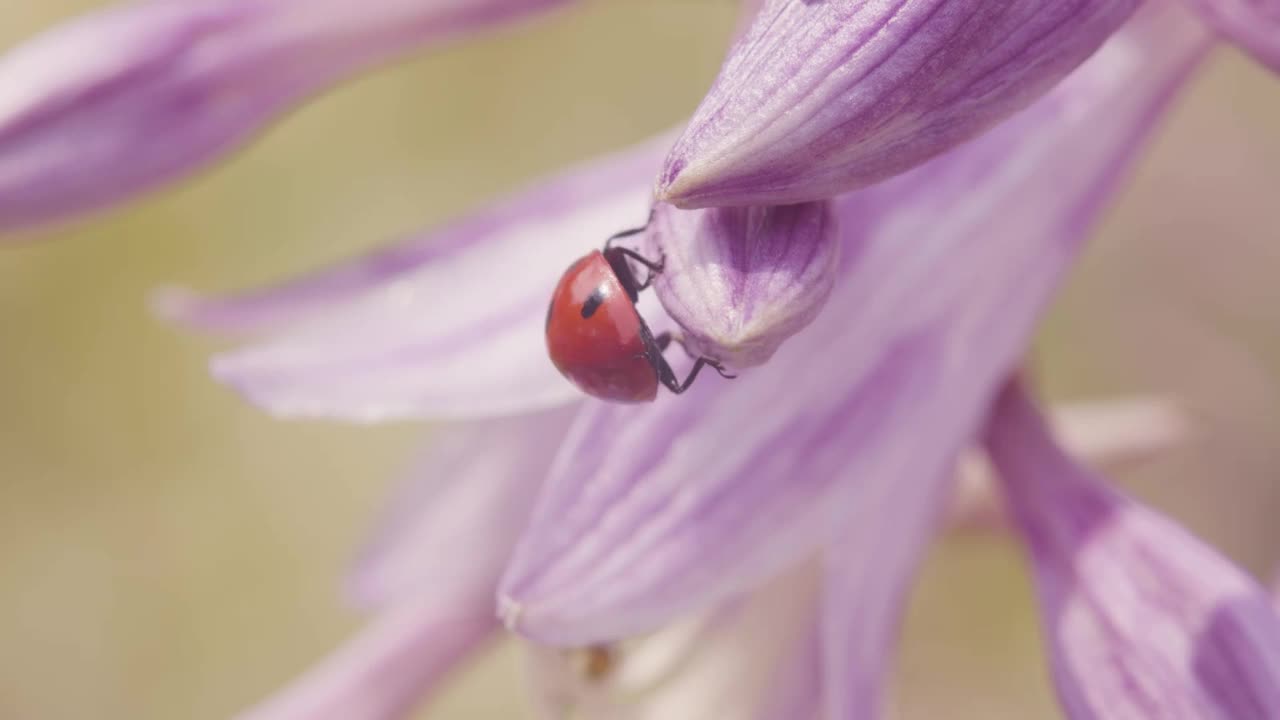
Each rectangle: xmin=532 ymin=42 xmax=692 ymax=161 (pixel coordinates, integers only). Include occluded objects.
xmin=6 ymin=0 xmax=1277 ymax=718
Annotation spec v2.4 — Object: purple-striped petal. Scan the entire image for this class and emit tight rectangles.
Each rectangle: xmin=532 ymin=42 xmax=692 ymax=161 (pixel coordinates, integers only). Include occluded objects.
xmin=825 ymin=397 xmax=1190 ymax=718
xmin=236 ymin=598 xmax=495 ymax=720
xmin=348 ymin=406 xmax=577 ymax=609
xmin=164 ymin=134 xmax=669 ymax=421
xmin=986 ymin=383 xmax=1280 ymax=720
xmin=950 ymin=396 xmax=1192 ymax=531
xmin=647 ymin=200 xmax=838 ymax=368
xmin=498 ymin=3 xmax=1212 ymax=646
xmin=1180 ymin=0 xmax=1280 ymax=72
xmin=657 ymin=0 xmax=1140 ymax=208
xmin=0 ymin=0 xmax=568 ymax=236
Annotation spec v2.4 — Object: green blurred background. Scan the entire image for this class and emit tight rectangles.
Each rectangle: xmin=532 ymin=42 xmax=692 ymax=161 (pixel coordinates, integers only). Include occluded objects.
xmin=1 ymin=2 xmax=1278 ymax=718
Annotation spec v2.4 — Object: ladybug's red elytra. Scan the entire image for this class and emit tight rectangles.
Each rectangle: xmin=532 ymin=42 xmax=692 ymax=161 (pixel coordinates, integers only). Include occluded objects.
xmin=545 ymin=223 xmax=733 ymax=403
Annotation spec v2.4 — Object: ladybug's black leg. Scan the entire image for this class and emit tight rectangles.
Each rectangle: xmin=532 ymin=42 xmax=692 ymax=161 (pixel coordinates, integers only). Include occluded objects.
xmin=604 ymin=246 xmax=665 ymax=302
xmin=662 ymin=333 xmax=737 ymax=379
xmin=614 ymin=247 xmax=664 ymax=292
xmin=649 ymin=332 xmax=736 ymax=394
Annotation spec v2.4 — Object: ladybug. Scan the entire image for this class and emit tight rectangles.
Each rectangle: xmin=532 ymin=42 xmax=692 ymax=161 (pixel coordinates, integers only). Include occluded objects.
xmin=546 ymin=223 xmax=733 ymax=403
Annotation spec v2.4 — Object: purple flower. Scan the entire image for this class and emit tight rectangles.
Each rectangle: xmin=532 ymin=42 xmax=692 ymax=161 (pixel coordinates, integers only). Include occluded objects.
xmin=0 ymin=0 xmax=568 ymax=235
xmin=3 ymin=0 xmax=1272 ymax=717
xmin=985 ymin=383 xmax=1280 ymax=718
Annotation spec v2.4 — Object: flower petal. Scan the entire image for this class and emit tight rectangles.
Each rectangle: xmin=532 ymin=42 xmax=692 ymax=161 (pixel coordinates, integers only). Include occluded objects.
xmin=0 ymin=0 xmax=568 ymax=236
xmin=646 ymin=200 xmax=838 ymax=368
xmin=985 ymin=383 xmax=1280 ymax=720
xmin=1179 ymin=0 xmax=1280 ymax=72
xmin=348 ymin=406 xmax=577 ymax=609
xmin=166 ymin=134 xmax=669 ymax=421
xmin=522 ymin=562 xmax=823 ymax=720
xmin=949 ymin=396 xmax=1193 ymax=531
xmin=823 ymin=467 xmax=953 ymax=720
xmin=236 ymin=597 xmax=495 ymax=720
xmin=657 ymin=0 xmax=1140 ymax=208
xmin=498 ymin=3 xmax=1212 ymax=646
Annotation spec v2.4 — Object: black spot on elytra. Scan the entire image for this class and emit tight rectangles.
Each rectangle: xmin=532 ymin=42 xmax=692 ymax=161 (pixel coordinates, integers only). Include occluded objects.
xmin=580 ymin=288 xmax=606 ymax=319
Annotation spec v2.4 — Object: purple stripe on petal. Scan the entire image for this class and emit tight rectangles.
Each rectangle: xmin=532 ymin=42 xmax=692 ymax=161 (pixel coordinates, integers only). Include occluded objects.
xmin=171 ymin=134 xmax=670 ymax=421
xmin=348 ymin=406 xmax=577 ymax=609
xmin=0 ymin=0 xmax=570 ymax=236
xmin=985 ymin=383 xmax=1280 ymax=720
xmin=647 ymin=199 xmax=838 ymax=368
xmin=658 ymin=0 xmax=1140 ymax=208
xmin=497 ymin=3 xmax=1212 ymax=647
xmin=1180 ymin=0 xmax=1280 ymax=72
xmin=235 ymin=598 xmax=495 ymax=720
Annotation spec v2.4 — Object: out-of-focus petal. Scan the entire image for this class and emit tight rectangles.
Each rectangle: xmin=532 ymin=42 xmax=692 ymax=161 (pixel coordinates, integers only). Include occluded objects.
xmin=523 ymin=562 xmax=822 ymax=720
xmin=348 ymin=406 xmax=577 ymax=609
xmin=241 ymin=404 xmax=577 ymax=719
xmin=986 ymin=383 xmax=1280 ymax=720
xmin=0 ymin=0 xmax=569 ymax=236
xmin=657 ymin=0 xmax=1139 ymax=208
xmin=823 ymin=465 xmax=953 ymax=720
xmin=1180 ymin=0 xmax=1280 ymax=72
xmin=646 ymin=200 xmax=838 ymax=368
xmin=164 ymin=134 xmax=668 ymax=421
xmin=498 ymin=3 xmax=1212 ymax=646
xmin=950 ymin=396 xmax=1193 ymax=531
xmin=237 ymin=597 xmax=495 ymax=720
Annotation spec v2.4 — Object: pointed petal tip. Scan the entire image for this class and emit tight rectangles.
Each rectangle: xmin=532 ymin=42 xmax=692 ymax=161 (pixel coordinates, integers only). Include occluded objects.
xmin=659 ymin=0 xmax=1144 ymax=208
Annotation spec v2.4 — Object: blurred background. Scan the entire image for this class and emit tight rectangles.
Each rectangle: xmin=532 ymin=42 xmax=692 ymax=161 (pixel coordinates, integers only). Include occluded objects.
xmin=1 ymin=1 xmax=1278 ymax=718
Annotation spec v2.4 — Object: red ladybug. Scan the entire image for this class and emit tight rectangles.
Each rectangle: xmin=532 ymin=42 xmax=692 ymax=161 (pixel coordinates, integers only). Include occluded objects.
xmin=546 ymin=224 xmax=733 ymax=403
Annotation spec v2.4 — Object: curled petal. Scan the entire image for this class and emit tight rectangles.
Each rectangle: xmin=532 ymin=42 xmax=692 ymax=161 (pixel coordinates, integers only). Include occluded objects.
xmin=164 ymin=134 xmax=669 ymax=421
xmin=647 ymin=200 xmax=838 ymax=368
xmin=1180 ymin=0 xmax=1280 ymax=72
xmin=986 ymin=383 xmax=1280 ymax=720
xmin=237 ymin=597 xmax=495 ymax=720
xmin=498 ymin=3 xmax=1212 ymax=646
xmin=349 ymin=406 xmax=577 ymax=609
xmin=949 ymin=396 xmax=1193 ymax=532
xmin=0 ymin=0 xmax=568 ymax=236
xmin=658 ymin=0 xmax=1140 ymax=208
